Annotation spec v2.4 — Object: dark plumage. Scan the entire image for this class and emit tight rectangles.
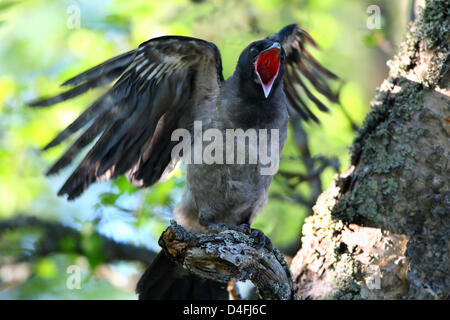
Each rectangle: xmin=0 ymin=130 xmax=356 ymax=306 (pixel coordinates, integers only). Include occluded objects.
xmin=136 ymin=251 xmax=228 ymax=300
xmin=30 ymin=24 xmax=340 ymax=299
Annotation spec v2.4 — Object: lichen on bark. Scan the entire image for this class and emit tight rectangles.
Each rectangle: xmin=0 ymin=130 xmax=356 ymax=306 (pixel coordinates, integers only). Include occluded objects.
xmin=159 ymin=221 xmax=297 ymax=300
xmin=291 ymin=0 xmax=449 ymax=299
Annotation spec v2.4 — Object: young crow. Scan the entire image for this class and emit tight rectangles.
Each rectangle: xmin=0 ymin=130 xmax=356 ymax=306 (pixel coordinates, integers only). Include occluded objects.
xmin=30 ymin=24 xmax=339 ymax=299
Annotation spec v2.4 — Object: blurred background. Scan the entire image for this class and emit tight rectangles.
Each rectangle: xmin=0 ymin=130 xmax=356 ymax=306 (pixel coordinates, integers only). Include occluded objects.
xmin=0 ymin=0 xmax=414 ymax=299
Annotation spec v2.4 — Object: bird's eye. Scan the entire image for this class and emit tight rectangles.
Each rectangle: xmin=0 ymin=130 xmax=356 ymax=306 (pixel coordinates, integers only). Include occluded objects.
xmin=249 ymin=46 xmax=258 ymax=58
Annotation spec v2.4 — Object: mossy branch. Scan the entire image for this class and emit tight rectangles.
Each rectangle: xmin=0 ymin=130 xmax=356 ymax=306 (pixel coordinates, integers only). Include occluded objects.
xmin=158 ymin=221 xmax=297 ymax=300
xmin=291 ymin=0 xmax=449 ymax=300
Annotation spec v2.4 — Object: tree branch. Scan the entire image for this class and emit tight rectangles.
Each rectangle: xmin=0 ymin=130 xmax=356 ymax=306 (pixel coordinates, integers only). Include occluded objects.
xmin=158 ymin=221 xmax=297 ymax=300
xmin=0 ymin=215 xmax=157 ymax=265
xmin=291 ymin=0 xmax=450 ymax=299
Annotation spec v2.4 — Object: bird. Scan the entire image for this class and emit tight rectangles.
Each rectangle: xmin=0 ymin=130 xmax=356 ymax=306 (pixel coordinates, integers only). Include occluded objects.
xmin=30 ymin=24 xmax=339 ymax=299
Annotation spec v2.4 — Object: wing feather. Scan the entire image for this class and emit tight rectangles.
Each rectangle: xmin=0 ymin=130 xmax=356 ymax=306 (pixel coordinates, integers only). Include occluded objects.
xmin=61 ymin=50 xmax=137 ymax=87
xmin=30 ymin=36 xmax=223 ymax=199
xmin=275 ymin=24 xmax=340 ymax=121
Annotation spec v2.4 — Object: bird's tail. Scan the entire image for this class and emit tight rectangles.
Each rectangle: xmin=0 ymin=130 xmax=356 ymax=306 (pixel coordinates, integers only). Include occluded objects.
xmin=136 ymin=251 xmax=228 ymax=300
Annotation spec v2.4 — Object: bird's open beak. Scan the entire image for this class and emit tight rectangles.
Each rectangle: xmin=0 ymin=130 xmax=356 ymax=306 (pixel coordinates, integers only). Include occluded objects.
xmin=255 ymin=42 xmax=281 ymax=98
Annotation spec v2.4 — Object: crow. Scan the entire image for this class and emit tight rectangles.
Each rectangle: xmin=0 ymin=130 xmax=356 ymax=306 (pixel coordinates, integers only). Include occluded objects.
xmin=30 ymin=24 xmax=339 ymax=299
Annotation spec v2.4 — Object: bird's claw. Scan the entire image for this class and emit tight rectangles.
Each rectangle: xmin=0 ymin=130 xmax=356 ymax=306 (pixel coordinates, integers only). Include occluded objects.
xmin=232 ymin=223 xmax=252 ymax=235
xmin=229 ymin=224 xmax=273 ymax=251
xmin=206 ymin=223 xmax=273 ymax=251
xmin=234 ymin=224 xmax=273 ymax=251
xmin=250 ymin=228 xmax=273 ymax=251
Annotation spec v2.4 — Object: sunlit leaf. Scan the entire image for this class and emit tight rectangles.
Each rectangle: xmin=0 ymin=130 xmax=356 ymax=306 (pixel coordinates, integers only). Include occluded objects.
xmin=35 ymin=258 xmax=57 ymax=279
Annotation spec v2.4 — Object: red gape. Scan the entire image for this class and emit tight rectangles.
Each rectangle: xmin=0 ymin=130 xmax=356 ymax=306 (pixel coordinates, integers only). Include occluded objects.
xmin=256 ymin=48 xmax=280 ymax=84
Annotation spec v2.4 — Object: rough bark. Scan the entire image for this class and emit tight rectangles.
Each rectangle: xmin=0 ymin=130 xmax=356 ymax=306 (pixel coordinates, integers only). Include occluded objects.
xmin=291 ymin=0 xmax=449 ymax=299
xmin=159 ymin=221 xmax=297 ymax=300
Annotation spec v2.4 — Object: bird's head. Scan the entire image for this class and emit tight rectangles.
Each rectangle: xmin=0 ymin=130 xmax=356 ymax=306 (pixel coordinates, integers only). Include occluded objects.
xmin=237 ymin=39 xmax=285 ymax=99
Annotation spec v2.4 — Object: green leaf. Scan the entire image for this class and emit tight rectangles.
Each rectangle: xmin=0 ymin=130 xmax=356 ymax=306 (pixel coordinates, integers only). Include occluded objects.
xmin=99 ymin=192 xmax=120 ymax=206
xmin=35 ymin=258 xmax=57 ymax=279
xmin=81 ymin=234 xmax=105 ymax=268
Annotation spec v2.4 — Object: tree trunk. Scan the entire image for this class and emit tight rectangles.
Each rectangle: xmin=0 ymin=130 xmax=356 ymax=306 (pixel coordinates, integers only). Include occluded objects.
xmin=290 ymin=0 xmax=449 ymax=299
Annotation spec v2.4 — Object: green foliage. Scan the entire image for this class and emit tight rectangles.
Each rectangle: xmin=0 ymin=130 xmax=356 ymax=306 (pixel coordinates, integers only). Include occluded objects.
xmin=80 ymin=223 xmax=106 ymax=267
xmin=35 ymin=258 xmax=57 ymax=279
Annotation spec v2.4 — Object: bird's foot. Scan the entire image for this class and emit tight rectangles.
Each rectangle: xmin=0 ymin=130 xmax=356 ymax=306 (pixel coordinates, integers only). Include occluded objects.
xmin=249 ymin=228 xmax=273 ymax=251
xmin=205 ymin=223 xmax=272 ymax=251
xmin=204 ymin=222 xmax=250 ymax=235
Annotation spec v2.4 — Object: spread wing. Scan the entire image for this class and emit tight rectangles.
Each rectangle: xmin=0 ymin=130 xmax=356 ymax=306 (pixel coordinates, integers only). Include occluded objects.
xmin=275 ymin=24 xmax=340 ymax=122
xmin=30 ymin=36 xmax=223 ymax=200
